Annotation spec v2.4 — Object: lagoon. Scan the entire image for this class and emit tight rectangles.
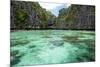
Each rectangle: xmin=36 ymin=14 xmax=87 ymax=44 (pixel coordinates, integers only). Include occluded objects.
xmin=10 ymin=30 xmax=95 ymax=66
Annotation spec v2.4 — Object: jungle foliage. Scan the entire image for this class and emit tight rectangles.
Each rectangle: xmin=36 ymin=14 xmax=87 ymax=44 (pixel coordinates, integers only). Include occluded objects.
xmin=11 ymin=1 xmax=95 ymax=30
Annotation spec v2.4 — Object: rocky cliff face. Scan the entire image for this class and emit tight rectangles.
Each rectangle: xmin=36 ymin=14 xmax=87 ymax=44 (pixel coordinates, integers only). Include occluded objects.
xmin=58 ymin=5 xmax=95 ymax=30
xmin=11 ymin=1 xmax=38 ymax=29
xmin=11 ymin=1 xmax=95 ymax=30
xmin=72 ymin=5 xmax=95 ymax=30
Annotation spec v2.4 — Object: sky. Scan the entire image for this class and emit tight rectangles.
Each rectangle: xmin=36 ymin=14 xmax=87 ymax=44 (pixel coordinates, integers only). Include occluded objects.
xmin=39 ymin=2 xmax=71 ymax=17
xmin=16 ymin=0 xmax=71 ymax=16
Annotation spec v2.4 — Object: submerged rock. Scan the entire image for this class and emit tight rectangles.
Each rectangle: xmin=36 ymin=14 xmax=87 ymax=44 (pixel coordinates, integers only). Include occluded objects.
xmin=28 ymin=45 xmax=36 ymax=48
xmin=50 ymin=40 xmax=64 ymax=46
xmin=10 ymin=50 xmax=25 ymax=66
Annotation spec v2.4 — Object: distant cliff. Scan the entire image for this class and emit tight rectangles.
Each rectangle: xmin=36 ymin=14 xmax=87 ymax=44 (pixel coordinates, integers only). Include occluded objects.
xmin=11 ymin=1 xmax=95 ymax=30
xmin=57 ymin=5 xmax=95 ymax=30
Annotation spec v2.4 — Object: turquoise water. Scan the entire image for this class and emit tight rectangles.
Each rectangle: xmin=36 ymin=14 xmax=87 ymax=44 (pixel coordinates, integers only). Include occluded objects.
xmin=10 ymin=30 xmax=95 ymax=66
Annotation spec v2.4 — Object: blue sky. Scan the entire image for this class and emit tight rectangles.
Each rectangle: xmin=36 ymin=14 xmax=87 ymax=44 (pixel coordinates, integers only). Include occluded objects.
xmin=39 ymin=2 xmax=71 ymax=17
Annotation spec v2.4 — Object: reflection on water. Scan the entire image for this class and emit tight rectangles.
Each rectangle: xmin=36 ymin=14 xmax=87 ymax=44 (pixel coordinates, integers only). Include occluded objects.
xmin=10 ymin=30 xmax=95 ymax=66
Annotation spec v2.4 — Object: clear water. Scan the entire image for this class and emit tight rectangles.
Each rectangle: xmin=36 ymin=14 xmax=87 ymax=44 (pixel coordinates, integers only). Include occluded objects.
xmin=10 ymin=30 xmax=95 ymax=66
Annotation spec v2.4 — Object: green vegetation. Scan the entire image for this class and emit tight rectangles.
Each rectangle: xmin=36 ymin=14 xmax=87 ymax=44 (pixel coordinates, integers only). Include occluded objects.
xmin=11 ymin=1 xmax=95 ymax=30
xmin=10 ymin=1 xmax=95 ymax=66
xmin=58 ymin=5 xmax=95 ymax=29
xmin=11 ymin=1 xmax=56 ymax=29
xmin=15 ymin=9 xmax=28 ymax=28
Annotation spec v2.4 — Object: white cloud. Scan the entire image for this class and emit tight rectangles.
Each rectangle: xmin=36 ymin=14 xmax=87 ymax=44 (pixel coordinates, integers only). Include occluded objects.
xmin=38 ymin=2 xmax=71 ymax=16
xmin=19 ymin=0 xmax=62 ymax=3
xmin=39 ymin=2 xmax=64 ymax=10
xmin=18 ymin=0 xmax=95 ymax=5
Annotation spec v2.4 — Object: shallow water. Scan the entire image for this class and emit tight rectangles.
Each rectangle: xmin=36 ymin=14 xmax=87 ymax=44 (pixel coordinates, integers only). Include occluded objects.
xmin=10 ymin=30 xmax=95 ymax=66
